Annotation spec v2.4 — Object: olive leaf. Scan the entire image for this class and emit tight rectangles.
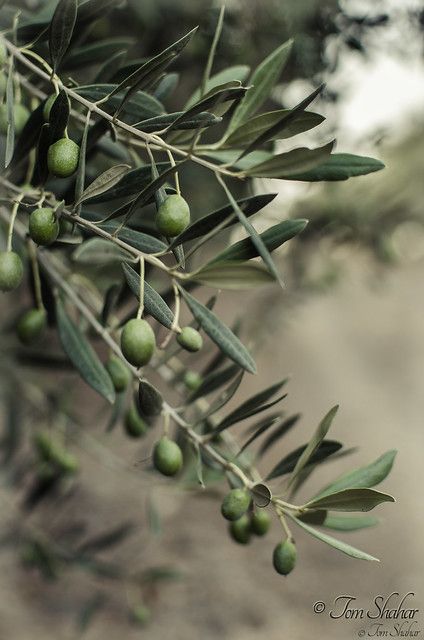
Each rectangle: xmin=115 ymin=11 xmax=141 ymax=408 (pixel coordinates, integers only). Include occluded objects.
xmin=48 ymin=90 xmax=70 ymax=143
xmin=299 ymin=511 xmax=379 ymax=531
xmin=34 ymin=123 xmax=51 ymax=186
xmin=312 ymin=450 xmax=397 ymax=501
xmin=237 ymin=413 xmax=283 ymax=456
xmin=170 ymin=193 xmax=277 ymax=248
xmin=93 ymin=222 xmax=167 ymax=254
xmin=4 ymin=58 xmax=14 ymax=168
xmin=76 ymin=85 xmax=164 ymax=119
xmin=72 ymin=238 xmax=132 ymax=265
xmin=55 ymin=298 xmax=115 ymax=404
xmin=10 ymin=102 xmax=45 ymax=167
xmin=257 ymin=413 xmax=301 ymax=457
xmin=48 ymin=0 xmax=78 ymax=73
xmin=178 ymin=287 xmax=256 ymax=374
xmin=244 ymin=141 xmax=335 ymax=179
xmin=288 ymin=514 xmax=380 ymax=562
xmin=187 ymin=363 xmax=240 ymax=403
xmin=85 ymin=163 xmax=168 ymax=204
xmin=237 ymin=83 xmax=325 ymax=159
xmin=62 ymin=38 xmax=134 ymax=69
xmin=186 ymin=65 xmax=250 ymax=107
xmin=122 ymin=263 xmax=174 ymax=329
xmin=223 ymin=109 xmax=324 ymax=148
xmin=267 ymin=440 xmax=342 ymax=480
xmin=190 ymin=261 xmax=276 ymax=290
xmin=74 ymin=110 xmax=90 ymax=212
xmin=303 ymin=488 xmax=395 ymax=512
xmin=202 ymin=370 xmax=244 ymax=420
xmin=210 ymin=218 xmax=308 ymax=264
xmin=74 ymin=164 xmax=130 ymax=207
xmin=227 ymin=39 xmax=293 ymax=134
xmin=134 ymin=111 xmax=221 ymax=133
xmin=284 ymin=153 xmax=386 ymax=181
xmin=287 ymin=405 xmax=339 ymax=488
xmin=138 ymin=380 xmax=163 ymax=417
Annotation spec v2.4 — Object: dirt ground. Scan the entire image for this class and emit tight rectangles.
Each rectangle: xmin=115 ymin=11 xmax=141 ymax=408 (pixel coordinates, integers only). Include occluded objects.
xmin=0 ymin=256 xmax=423 ymax=640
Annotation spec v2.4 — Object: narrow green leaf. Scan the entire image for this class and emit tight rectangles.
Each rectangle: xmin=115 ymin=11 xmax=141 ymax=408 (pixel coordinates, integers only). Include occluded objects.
xmin=93 ymin=222 xmax=167 ymax=254
xmin=49 ymin=0 xmax=77 ymax=73
xmin=72 ymin=238 xmax=132 ymax=265
xmin=228 ymin=39 xmax=293 ymax=134
xmin=187 ymin=363 xmax=240 ymax=403
xmin=170 ymin=193 xmax=277 ymax=248
xmin=267 ymin=440 xmax=342 ymax=480
xmin=186 ymin=65 xmax=250 ymax=107
xmin=10 ymin=102 xmax=45 ymax=168
xmin=304 ymin=488 xmax=395 ymax=513
xmin=135 ymin=111 xmax=221 ymax=133
xmin=48 ymin=90 xmax=70 ymax=143
xmin=258 ymin=413 xmax=301 ymax=457
xmin=224 ymin=109 xmax=324 ymax=148
xmin=211 ymin=218 xmax=308 ymax=264
xmin=203 ymin=370 xmax=244 ymax=420
xmin=190 ymin=261 xmax=275 ymax=289
xmin=286 ymin=153 xmax=385 ymax=181
xmin=237 ymin=413 xmax=283 ymax=456
xmin=244 ymin=141 xmax=334 ymax=178
xmin=238 ymin=84 xmax=325 ymax=159
xmin=4 ymin=57 xmax=14 ymax=168
xmin=74 ymin=110 xmax=90 ymax=213
xmin=63 ymin=38 xmax=134 ymax=69
xmin=178 ymin=287 xmax=256 ymax=374
xmin=289 ymin=514 xmax=380 ymax=562
xmin=288 ymin=405 xmax=339 ymax=488
xmin=74 ymin=164 xmax=130 ymax=206
xmin=122 ymin=263 xmax=174 ymax=329
xmin=76 ymin=85 xmax=164 ymax=119
xmin=313 ymin=450 xmax=397 ymax=501
xmin=153 ymin=73 xmax=179 ymax=102
xmin=85 ymin=163 xmax=168 ymax=203
xmin=299 ymin=512 xmax=379 ymax=531
xmin=56 ymin=298 xmax=115 ymax=403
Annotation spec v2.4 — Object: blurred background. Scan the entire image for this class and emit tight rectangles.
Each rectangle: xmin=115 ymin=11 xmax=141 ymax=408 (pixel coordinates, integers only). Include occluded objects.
xmin=1 ymin=0 xmax=424 ymax=638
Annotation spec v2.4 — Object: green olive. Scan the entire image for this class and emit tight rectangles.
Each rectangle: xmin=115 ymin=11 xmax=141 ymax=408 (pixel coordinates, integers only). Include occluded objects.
xmin=47 ymin=138 xmax=80 ymax=178
xmin=250 ymin=510 xmax=271 ymax=536
xmin=176 ymin=326 xmax=203 ymax=352
xmin=124 ymin=404 xmax=148 ymax=438
xmin=221 ymin=488 xmax=251 ymax=521
xmin=29 ymin=207 xmax=59 ymax=246
xmin=17 ymin=308 xmax=47 ymax=344
xmin=273 ymin=539 xmax=297 ymax=576
xmin=0 ymin=251 xmax=24 ymax=292
xmin=105 ymin=354 xmax=131 ymax=392
xmin=183 ymin=370 xmax=203 ymax=391
xmin=229 ymin=514 xmax=251 ymax=545
xmin=131 ymin=604 xmax=151 ymax=626
xmin=156 ymin=194 xmax=190 ymax=237
xmin=153 ymin=436 xmax=183 ymax=476
xmin=43 ymin=94 xmax=57 ymax=121
xmin=120 ymin=318 xmax=155 ymax=367
xmin=0 ymin=103 xmax=30 ymax=135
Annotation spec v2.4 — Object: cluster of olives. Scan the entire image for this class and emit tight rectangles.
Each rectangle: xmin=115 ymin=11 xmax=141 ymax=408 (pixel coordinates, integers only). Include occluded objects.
xmin=220 ymin=488 xmax=297 ymax=575
xmin=34 ymin=430 xmax=79 ymax=479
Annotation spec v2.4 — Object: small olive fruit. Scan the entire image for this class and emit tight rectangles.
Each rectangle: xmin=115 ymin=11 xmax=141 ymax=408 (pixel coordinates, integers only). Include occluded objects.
xmin=0 ymin=251 xmax=24 ymax=292
xmin=251 ymin=510 xmax=271 ymax=536
xmin=273 ymin=539 xmax=297 ymax=576
xmin=221 ymin=488 xmax=251 ymax=521
xmin=0 ymin=103 xmax=30 ymax=135
xmin=29 ymin=207 xmax=59 ymax=246
xmin=17 ymin=308 xmax=47 ymax=344
xmin=124 ymin=404 xmax=148 ymax=438
xmin=131 ymin=603 xmax=151 ymax=626
xmin=183 ymin=370 xmax=202 ymax=392
xmin=153 ymin=436 xmax=183 ymax=477
xmin=47 ymin=138 xmax=80 ymax=178
xmin=105 ymin=354 xmax=131 ymax=392
xmin=229 ymin=514 xmax=251 ymax=545
xmin=156 ymin=194 xmax=190 ymax=237
xmin=120 ymin=318 xmax=155 ymax=367
xmin=43 ymin=94 xmax=57 ymax=121
xmin=177 ymin=326 xmax=203 ymax=352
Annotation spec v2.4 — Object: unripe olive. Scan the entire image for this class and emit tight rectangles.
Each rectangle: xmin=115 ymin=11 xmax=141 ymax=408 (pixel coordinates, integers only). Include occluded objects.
xmin=124 ymin=404 xmax=148 ymax=438
xmin=0 ymin=251 xmax=24 ymax=292
xmin=251 ymin=510 xmax=271 ymax=536
xmin=120 ymin=318 xmax=155 ymax=367
xmin=47 ymin=138 xmax=80 ymax=178
xmin=131 ymin=604 xmax=151 ymax=626
xmin=177 ymin=326 xmax=203 ymax=352
xmin=17 ymin=308 xmax=47 ymax=344
xmin=273 ymin=539 xmax=297 ymax=576
xmin=0 ymin=103 xmax=30 ymax=135
xmin=43 ymin=94 xmax=57 ymax=121
xmin=105 ymin=354 xmax=131 ymax=392
xmin=183 ymin=370 xmax=202 ymax=391
xmin=29 ymin=207 xmax=59 ymax=246
xmin=156 ymin=194 xmax=190 ymax=237
xmin=229 ymin=514 xmax=251 ymax=545
xmin=153 ymin=437 xmax=183 ymax=477
xmin=221 ymin=488 xmax=251 ymax=521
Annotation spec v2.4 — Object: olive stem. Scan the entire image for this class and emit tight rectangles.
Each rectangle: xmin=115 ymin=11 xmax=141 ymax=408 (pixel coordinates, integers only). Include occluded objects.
xmin=136 ymin=257 xmax=145 ymax=319
xmin=6 ymin=193 xmax=23 ymax=251
xmin=276 ymin=506 xmax=294 ymax=541
xmin=27 ymin=239 xmax=44 ymax=311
